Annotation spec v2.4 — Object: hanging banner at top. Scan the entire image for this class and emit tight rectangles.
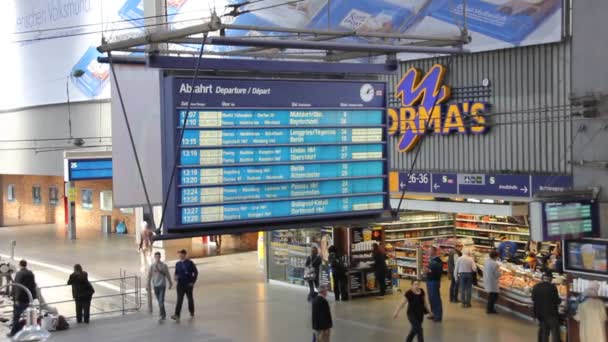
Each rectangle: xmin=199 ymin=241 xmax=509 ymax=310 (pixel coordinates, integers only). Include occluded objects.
xmin=2 ymin=0 xmax=563 ymax=110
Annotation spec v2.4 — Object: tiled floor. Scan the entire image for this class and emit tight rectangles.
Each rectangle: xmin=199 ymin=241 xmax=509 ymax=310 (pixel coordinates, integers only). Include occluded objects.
xmin=0 ymin=224 xmax=538 ymax=341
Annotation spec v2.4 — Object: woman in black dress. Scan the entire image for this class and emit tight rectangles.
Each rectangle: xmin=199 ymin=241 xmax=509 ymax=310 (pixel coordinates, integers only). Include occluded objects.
xmin=393 ymin=280 xmax=430 ymax=342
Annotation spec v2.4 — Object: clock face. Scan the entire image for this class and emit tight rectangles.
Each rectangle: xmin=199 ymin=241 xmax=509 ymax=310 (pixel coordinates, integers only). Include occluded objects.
xmin=360 ymin=83 xmax=375 ymax=102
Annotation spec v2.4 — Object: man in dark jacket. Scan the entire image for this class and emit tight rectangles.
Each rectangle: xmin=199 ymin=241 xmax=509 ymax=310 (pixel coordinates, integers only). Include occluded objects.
xmin=171 ymin=249 xmax=198 ymax=321
xmin=312 ymin=285 xmax=333 ymax=342
xmin=9 ymin=260 xmax=37 ymax=337
xmin=531 ymin=272 xmax=561 ymax=342
xmin=426 ymin=246 xmax=444 ymax=322
xmin=447 ymin=243 xmax=463 ymax=302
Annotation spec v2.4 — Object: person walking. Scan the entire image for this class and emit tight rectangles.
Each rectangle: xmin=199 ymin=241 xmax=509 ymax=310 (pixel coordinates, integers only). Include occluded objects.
xmin=139 ymin=221 xmax=154 ymax=273
xmin=8 ymin=260 xmax=37 ymax=338
xmin=67 ymin=264 xmax=95 ymax=324
xmin=312 ymin=285 xmax=333 ymax=342
xmin=393 ymin=279 xmax=430 ymax=342
xmin=483 ymin=251 xmax=501 ymax=314
xmin=447 ymin=242 xmax=463 ymax=303
xmin=305 ymin=246 xmax=322 ymax=301
xmin=426 ymin=246 xmax=443 ymax=322
xmin=455 ymin=249 xmax=477 ymax=308
xmin=373 ymin=243 xmax=388 ymax=298
xmin=328 ymin=246 xmax=348 ymax=302
xmin=531 ymin=272 xmax=561 ymax=342
xmin=171 ymin=249 xmax=198 ymax=322
xmin=574 ymin=281 xmax=607 ymax=342
xmin=148 ymin=252 xmax=173 ymax=322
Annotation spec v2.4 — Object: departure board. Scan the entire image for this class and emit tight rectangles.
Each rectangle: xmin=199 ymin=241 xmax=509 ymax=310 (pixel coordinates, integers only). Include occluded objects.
xmin=544 ymin=201 xmax=598 ymax=239
xmin=531 ymin=199 xmax=600 ymax=241
xmin=161 ymin=77 xmax=389 ymax=232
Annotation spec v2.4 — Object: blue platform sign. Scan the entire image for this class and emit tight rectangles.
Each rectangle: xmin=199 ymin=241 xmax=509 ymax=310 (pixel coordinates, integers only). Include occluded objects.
xmin=68 ymin=158 xmax=112 ymax=181
xmin=394 ymin=172 xmax=572 ymax=199
xmin=431 ymin=173 xmax=458 ymax=194
xmin=398 ymin=173 xmax=432 ymax=193
xmin=531 ymin=175 xmax=573 ymax=195
xmin=458 ymin=174 xmax=530 ymax=197
xmin=162 ymin=78 xmax=389 ymax=232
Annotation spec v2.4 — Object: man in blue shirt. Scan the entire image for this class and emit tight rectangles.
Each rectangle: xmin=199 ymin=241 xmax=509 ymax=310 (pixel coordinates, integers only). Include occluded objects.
xmin=426 ymin=246 xmax=444 ymax=322
xmin=497 ymin=235 xmax=518 ymax=261
xmin=171 ymin=249 xmax=198 ymax=321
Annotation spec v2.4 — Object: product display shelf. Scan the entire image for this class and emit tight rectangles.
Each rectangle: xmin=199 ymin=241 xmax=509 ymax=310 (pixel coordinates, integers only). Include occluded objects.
xmin=393 ymin=242 xmax=422 ymax=279
xmin=381 ymin=213 xmax=455 ymax=243
xmin=455 ymin=215 xmax=529 ymax=239
xmin=566 ymin=275 xmax=608 ymax=342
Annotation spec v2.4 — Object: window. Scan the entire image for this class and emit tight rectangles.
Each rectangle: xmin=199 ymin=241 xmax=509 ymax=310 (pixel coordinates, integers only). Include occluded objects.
xmin=7 ymin=184 xmax=16 ymax=202
xmin=81 ymin=189 xmax=93 ymax=209
xmin=100 ymin=190 xmax=113 ymax=212
xmin=120 ymin=208 xmax=134 ymax=215
xmin=49 ymin=186 xmax=59 ymax=206
xmin=32 ymin=185 xmax=41 ymax=205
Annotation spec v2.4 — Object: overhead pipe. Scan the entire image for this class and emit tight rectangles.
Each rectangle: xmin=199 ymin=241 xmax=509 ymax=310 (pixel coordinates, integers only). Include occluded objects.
xmin=207 ymin=36 xmax=468 ymax=55
xmin=97 ymin=15 xmax=221 ymax=53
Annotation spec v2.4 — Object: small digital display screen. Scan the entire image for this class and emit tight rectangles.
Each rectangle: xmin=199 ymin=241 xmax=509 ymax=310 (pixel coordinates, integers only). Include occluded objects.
xmin=565 ymin=240 xmax=608 ymax=275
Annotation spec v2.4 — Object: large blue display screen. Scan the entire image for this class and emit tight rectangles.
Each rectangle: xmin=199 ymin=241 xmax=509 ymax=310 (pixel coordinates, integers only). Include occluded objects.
xmin=162 ymin=77 xmax=389 ymax=231
xmin=68 ymin=158 xmax=112 ymax=181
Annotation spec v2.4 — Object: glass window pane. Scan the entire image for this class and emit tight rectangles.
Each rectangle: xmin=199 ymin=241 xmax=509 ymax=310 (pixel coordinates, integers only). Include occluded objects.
xmin=81 ymin=189 xmax=93 ymax=209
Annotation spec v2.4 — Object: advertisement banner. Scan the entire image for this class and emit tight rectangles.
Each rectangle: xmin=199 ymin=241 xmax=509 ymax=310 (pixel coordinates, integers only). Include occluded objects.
xmin=1 ymin=0 xmax=563 ymax=110
xmin=0 ymin=0 xmax=221 ymax=110
xmin=223 ymin=0 xmax=563 ymax=58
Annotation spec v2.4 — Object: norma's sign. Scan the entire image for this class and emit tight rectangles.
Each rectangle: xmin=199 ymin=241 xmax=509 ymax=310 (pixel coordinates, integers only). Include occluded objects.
xmin=388 ymin=64 xmax=489 ymax=152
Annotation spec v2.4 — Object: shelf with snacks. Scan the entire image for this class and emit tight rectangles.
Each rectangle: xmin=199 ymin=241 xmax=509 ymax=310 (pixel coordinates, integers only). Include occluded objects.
xmin=381 ymin=213 xmax=454 ymax=240
xmin=455 ymin=214 xmax=529 ymax=238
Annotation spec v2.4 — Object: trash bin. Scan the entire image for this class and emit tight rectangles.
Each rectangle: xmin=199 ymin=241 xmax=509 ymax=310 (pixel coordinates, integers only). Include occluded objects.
xmin=101 ymin=215 xmax=113 ymax=234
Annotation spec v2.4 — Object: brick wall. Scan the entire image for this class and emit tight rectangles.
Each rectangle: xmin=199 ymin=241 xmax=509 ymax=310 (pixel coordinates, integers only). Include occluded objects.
xmin=0 ymin=174 xmax=64 ymax=226
xmin=0 ymin=175 xmax=135 ymax=234
xmin=73 ymin=179 xmax=136 ymax=234
xmin=222 ymin=233 xmax=258 ymax=251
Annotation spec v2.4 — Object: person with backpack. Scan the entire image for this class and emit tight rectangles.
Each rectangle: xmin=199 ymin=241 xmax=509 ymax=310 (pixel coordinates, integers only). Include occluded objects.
xmin=305 ymin=246 xmax=322 ymax=301
xmin=148 ymin=252 xmax=173 ymax=321
xmin=67 ymin=264 xmax=95 ymax=324
xmin=328 ymin=245 xmax=348 ymax=302
xmin=8 ymin=260 xmax=37 ymax=338
xmin=171 ymin=249 xmax=198 ymax=321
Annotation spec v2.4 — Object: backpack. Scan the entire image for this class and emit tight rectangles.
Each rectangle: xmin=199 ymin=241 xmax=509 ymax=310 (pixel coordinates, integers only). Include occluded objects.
xmin=116 ymin=221 xmax=127 ymax=234
xmin=56 ymin=315 xmax=69 ymax=331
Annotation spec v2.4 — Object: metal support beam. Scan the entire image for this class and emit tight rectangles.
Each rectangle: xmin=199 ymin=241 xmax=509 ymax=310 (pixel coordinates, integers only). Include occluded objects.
xmin=208 ymin=36 xmax=468 ymax=55
xmin=97 ymin=16 xmax=221 ymax=52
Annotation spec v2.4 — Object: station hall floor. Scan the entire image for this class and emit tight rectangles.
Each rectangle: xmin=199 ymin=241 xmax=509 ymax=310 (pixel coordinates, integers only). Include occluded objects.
xmin=0 ymin=224 xmax=538 ymax=341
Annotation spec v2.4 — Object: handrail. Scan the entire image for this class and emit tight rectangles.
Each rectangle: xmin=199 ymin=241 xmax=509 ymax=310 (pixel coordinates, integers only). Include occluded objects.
xmin=0 ymin=274 xmax=142 ymax=320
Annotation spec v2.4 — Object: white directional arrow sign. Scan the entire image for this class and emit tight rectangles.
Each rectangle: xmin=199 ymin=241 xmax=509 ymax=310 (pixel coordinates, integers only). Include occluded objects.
xmin=433 ymin=183 xmax=440 ymax=190
xmin=400 ymin=182 xmax=407 ymax=189
xmin=520 ymin=186 xmax=528 ymax=194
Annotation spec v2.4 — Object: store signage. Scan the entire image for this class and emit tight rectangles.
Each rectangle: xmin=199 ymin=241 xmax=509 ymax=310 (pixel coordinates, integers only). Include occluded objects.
xmin=388 ymin=64 xmax=489 ymax=152
xmin=393 ymin=172 xmax=573 ymax=199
